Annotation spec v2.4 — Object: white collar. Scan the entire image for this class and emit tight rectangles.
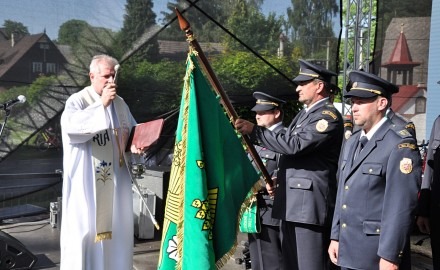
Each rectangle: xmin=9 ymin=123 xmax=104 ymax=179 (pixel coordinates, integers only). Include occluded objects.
xmin=361 ymin=117 xmax=387 ymax=140
xmin=305 ymin=97 xmax=329 ymax=112
xmin=268 ymin=122 xmax=283 ymax=131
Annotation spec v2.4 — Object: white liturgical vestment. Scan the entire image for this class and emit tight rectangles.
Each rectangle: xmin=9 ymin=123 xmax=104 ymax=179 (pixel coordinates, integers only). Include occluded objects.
xmin=60 ymin=86 xmax=136 ymax=270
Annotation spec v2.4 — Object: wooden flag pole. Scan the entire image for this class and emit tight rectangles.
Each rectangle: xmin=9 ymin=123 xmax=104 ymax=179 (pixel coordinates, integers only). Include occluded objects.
xmin=175 ymin=8 xmax=273 ymax=187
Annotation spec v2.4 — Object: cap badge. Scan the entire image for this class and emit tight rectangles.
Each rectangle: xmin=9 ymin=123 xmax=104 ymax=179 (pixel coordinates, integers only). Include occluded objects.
xmin=352 ymin=82 xmax=358 ymax=88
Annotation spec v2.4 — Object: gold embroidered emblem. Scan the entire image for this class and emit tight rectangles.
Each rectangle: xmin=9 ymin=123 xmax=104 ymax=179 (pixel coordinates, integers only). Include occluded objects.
xmin=398 ymin=143 xmax=417 ymax=150
xmin=405 ymin=123 xmax=415 ymax=130
xmin=322 ymin=110 xmax=337 ymax=120
xmin=399 ymin=130 xmax=411 ymax=136
xmin=316 ymin=119 xmax=328 ymax=132
xmin=191 ymin=188 xmax=218 ymax=240
xmin=400 ymin=158 xmax=413 ymax=174
xmin=197 ymin=160 xmax=205 ymax=169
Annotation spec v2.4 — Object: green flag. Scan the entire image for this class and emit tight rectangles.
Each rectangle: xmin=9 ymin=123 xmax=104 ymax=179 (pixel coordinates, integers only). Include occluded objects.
xmin=157 ymin=53 xmax=259 ymax=270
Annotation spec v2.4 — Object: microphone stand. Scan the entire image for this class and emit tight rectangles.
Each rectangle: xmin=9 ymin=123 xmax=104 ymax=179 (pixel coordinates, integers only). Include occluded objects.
xmin=0 ymin=108 xmax=11 ymax=141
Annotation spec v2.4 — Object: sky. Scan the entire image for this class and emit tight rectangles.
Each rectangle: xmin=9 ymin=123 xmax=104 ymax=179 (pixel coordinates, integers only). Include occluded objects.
xmin=0 ymin=0 xmax=292 ymax=40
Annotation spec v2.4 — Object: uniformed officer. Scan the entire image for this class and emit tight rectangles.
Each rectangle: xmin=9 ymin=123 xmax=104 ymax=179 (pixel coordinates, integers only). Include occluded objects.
xmin=235 ymin=59 xmax=344 ymax=270
xmin=417 ymin=115 xmax=440 ymax=270
xmin=248 ymin=91 xmax=286 ymax=270
xmin=329 ymin=70 xmax=421 ymax=270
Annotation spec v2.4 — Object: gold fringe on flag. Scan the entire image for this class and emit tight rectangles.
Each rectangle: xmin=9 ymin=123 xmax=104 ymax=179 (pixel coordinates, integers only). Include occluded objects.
xmin=95 ymin=231 xmax=112 ymax=242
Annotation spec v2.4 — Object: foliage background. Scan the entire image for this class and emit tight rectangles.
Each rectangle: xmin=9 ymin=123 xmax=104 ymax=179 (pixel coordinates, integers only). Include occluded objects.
xmin=0 ymin=0 xmax=432 ymax=158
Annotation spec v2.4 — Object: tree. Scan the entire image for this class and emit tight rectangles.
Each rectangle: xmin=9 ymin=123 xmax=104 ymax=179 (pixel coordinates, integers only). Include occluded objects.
xmin=159 ymin=0 xmax=219 ymax=42
xmin=2 ymin=20 xmax=29 ymax=38
xmin=117 ymin=0 xmax=159 ymax=62
xmin=224 ymin=0 xmax=284 ymax=54
xmin=159 ymin=0 xmax=249 ymax=42
xmin=211 ymin=51 xmax=297 ymax=100
xmin=63 ymin=25 xmax=119 ymax=73
xmin=211 ymin=50 xmax=300 ymax=122
xmin=117 ymin=59 xmax=185 ymax=119
xmin=58 ymin=20 xmax=90 ymax=49
xmin=286 ymin=0 xmax=339 ymax=59
xmin=0 ymin=75 xmax=57 ymax=105
xmin=58 ymin=22 xmax=119 ymax=74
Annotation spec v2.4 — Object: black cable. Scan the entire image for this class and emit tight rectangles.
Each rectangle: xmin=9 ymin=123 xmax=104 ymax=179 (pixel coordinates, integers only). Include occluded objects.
xmin=184 ymin=0 xmax=296 ymax=88
xmin=119 ymin=0 xmax=202 ymax=64
xmin=2 ymin=222 xmax=50 ymax=233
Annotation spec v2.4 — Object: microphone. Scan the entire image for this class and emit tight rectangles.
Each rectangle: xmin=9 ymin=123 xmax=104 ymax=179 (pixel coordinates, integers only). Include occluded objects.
xmin=2 ymin=95 xmax=26 ymax=110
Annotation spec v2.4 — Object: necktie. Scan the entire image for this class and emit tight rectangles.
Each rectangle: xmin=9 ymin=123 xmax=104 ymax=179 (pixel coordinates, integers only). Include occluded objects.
xmin=354 ymin=136 xmax=368 ymax=161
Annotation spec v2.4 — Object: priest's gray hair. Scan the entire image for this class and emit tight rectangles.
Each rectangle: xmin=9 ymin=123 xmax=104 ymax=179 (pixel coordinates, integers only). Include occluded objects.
xmin=90 ymin=54 xmax=119 ymax=74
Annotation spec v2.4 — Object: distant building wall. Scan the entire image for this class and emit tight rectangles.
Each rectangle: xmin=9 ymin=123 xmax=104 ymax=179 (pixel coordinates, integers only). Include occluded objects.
xmin=426 ymin=0 xmax=440 ymax=139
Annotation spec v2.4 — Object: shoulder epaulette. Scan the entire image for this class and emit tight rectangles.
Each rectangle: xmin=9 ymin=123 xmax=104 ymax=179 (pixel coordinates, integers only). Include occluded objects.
xmin=392 ymin=126 xmax=412 ymax=139
xmin=344 ymin=122 xmax=353 ymax=128
xmin=405 ymin=123 xmax=415 ymax=130
xmin=322 ymin=110 xmax=338 ymax=120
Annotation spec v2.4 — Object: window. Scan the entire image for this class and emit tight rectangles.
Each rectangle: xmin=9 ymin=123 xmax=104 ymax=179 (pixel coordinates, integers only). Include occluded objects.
xmin=40 ymin=43 xmax=50 ymax=50
xmin=415 ymin=96 xmax=426 ymax=114
xmin=46 ymin=63 xmax=56 ymax=73
xmin=32 ymin=62 xmax=43 ymax=73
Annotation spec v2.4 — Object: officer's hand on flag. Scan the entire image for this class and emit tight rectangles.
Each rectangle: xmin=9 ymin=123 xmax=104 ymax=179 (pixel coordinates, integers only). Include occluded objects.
xmin=266 ymin=177 xmax=277 ymax=197
xmin=234 ymin=118 xmax=255 ymax=135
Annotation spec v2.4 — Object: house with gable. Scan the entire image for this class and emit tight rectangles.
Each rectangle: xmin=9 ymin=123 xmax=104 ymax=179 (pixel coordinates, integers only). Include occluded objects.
xmin=0 ymin=28 xmax=8 ymax=42
xmin=380 ymin=17 xmax=430 ymax=142
xmin=0 ymin=31 xmax=67 ymax=92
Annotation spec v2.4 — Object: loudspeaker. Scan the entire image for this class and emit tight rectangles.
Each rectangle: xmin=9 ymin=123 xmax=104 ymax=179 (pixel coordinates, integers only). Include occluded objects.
xmin=0 ymin=231 xmax=37 ymax=269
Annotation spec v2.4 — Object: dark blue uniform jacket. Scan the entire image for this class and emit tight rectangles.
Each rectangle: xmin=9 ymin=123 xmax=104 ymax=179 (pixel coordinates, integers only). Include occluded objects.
xmin=250 ymin=99 xmax=343 ymax=227
xmin=331 ymin=120 xmax=421 ymax=269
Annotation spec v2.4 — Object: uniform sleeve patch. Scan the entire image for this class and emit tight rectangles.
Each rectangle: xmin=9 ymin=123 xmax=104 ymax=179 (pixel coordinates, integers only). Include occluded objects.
xmin=345 ymin=130 xmax=352 ymax=140
xmin=322 ymin=110 xmax=337 ymax=120
xmin=316 ymin=119 xmax=329 ymax=132
xmin=400 ymin=158 xmax=413 ymax=174
xmin=398 ymin=143 xmax=417 ymax=150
